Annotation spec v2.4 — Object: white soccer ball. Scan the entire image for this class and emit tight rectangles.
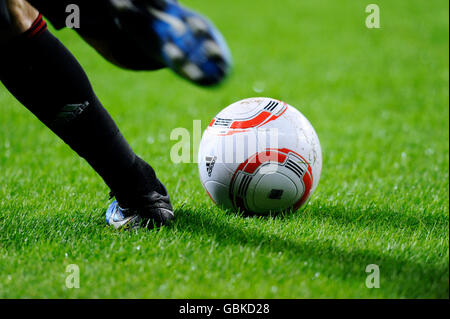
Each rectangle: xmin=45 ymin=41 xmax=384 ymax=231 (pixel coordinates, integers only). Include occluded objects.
xmin=198 ymin=97 xmax=322 ymax=214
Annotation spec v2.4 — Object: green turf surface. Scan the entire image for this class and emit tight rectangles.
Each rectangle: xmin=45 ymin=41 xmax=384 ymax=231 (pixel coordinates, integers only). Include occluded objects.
xmin=0 ymin=0 xmax=448 ymax=298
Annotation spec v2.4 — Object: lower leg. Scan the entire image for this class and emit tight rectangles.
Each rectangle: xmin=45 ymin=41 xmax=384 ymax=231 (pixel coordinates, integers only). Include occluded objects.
xmin=0 ymin=6 xmax=168 ymax=211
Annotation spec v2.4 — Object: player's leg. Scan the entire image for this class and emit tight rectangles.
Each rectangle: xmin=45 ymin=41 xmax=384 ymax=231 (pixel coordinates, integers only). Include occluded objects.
xmin=0 ymin=0 xmax=37 ymax=39
xmin=0 ymin=0 xmax=173 ymax=229
xmin=0 ymin=0 xmax=12 ymax=30
xmin=27 ymin=0 xmax=232 ymax=86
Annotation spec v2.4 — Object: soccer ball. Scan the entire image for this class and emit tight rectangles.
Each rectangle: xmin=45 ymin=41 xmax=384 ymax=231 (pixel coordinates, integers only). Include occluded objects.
xmin=198 ymin=97 xmax=322 ymax=215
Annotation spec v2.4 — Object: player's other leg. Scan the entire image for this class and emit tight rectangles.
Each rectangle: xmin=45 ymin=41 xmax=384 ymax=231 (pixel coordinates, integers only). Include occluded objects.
xmin=27 ymin=0 xmax=232 ymax=86
xmin=0 ymin=0 xmax=173 ymax=229
xmin=110 ymin=0 xmax=233 ymax=86
xmin=0 ymin=0 xmax=11 ymax=29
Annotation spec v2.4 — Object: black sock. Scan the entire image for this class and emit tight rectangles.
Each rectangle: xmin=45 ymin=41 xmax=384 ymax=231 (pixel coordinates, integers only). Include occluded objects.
xmin=0 ymin=0 xmax=11 ymax=29
xmin=0 ymin=15 xmax=161 ymax=207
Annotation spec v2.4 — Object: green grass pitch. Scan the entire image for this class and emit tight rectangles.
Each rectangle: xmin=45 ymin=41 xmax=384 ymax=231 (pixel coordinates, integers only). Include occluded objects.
xmin=0 ymin=0 xmax=448 ymax=298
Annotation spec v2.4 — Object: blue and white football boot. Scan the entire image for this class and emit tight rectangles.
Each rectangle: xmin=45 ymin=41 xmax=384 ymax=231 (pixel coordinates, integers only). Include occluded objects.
xmin=109 ymin=0 xmax=232 ymax=86
xmin=106 ymin=201 xmax=142 ymax=230
xmin=106 ymin=179 xmax=175 ymax=230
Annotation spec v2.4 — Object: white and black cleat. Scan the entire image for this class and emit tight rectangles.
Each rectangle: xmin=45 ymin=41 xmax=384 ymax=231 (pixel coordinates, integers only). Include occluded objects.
xmin=106 ymin=180 xmax=175 ymax=230
xmin=106 ymin=202 xmax=142 ymax=230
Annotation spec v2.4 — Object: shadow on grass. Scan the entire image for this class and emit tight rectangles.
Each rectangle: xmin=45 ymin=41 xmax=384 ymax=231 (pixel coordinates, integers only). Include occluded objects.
xmin=1 ymin=201 xmax=447 ymax=297
xmin=303 ymin=202 xmax=449 ymax=233
xmin=174 ymin=206 xmax=449 ymax=298
xmin=236 ymin=202 xmax=449 ymax=234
